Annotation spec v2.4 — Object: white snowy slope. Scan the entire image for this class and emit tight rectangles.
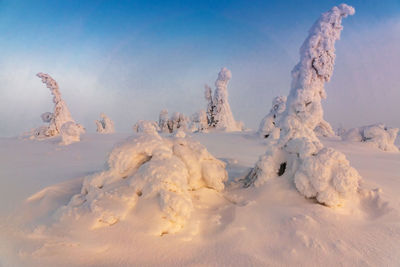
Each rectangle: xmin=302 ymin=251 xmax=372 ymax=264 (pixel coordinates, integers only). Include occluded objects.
xmin=0 ymin=132 xmax=399 ymax=267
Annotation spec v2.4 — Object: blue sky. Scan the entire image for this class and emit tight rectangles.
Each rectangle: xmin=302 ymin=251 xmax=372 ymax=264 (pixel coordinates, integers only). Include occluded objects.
xmin=1 ymin=0 xmax=400 ymax=136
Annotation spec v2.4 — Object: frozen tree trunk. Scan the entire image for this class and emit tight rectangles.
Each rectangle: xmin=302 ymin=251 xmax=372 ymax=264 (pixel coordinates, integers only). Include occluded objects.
xmin=95 ymin=113 xmax=115 ymax=134
xmin=243 ymin=4 xmax=361 ymax=207
xmin=205 ymin=68 xmax=242 ymax=131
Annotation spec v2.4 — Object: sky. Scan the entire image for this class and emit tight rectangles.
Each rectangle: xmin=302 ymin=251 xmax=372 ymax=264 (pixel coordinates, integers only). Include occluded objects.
xmin=0 ymin=0 xmax=399 ymax=136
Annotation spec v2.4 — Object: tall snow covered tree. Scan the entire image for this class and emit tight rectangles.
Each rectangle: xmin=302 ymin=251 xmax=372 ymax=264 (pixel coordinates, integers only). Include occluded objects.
xmin=32 ymin=73 xmax=85 ymax=142
xmin=204 ymin=68 xmax=242 ymax=131
xmin=243 ymin=4 xmax=361 ymax=207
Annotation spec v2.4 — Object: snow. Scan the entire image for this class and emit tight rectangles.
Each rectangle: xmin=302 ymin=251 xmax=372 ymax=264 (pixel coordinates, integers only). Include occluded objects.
xmin=1 ymin=132 xmax=400 ymax=266
xmin=244 ymin=4 xmax=360 ymax=207
xmin=95 ymin=113 xmax=115 ymax=134
xmin=60 ymin=121 xmax=85 ymax=145
xmin=342 ymin=123 xmax=399 ymax=152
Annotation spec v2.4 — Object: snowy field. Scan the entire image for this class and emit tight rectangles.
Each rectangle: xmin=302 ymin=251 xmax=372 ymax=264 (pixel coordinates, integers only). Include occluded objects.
xmin=0 ymin=132 xmax=399 ymax=266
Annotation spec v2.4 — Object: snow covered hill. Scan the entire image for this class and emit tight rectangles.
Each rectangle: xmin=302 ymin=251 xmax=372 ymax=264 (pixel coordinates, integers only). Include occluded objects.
xmin=0 ymin=132 xmax=399 ymax=266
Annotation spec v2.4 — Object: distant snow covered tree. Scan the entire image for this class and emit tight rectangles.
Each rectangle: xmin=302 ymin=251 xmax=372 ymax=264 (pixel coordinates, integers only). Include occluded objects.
xmin=189 ymin=110 xmax=209 ymax=133
xmin=133 ymin=120 xmax=160 ymax=134
xmin=342 ymin=123 xmax=399 ymax=152
xmin=314 ymin=120 xmax=335 ymax=137
xmin=243 ymin=4 xmax=361 ymax=207
xmin=258 ymin=96 xmax=286 ymax=139
xmin=204 ymin=68 xmax=242 ymax=131
xmin=31 ymin=73 xmax=85 ymax=143
xmin=158 ymin=109 xmax=170 ymax=133
xmin=60 ymin=121 xmax=85 ymax=145
xmin=95 ymin=113 xmax=115 ymax=134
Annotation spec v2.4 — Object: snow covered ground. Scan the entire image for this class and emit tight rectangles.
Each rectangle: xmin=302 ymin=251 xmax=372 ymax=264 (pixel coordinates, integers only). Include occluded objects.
xmin=0 ymin=132 xmax=399 ymax=266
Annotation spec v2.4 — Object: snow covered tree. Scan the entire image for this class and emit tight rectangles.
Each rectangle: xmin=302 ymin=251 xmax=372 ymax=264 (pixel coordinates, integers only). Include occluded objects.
xmin=204 ymin=68 xmax=242 ymax=131
xmin=189 ymin=110 xmax=209 ymax=133
xmin=243 ymin=4 xmax=361 ymax=207
xmin=133 ymin=120 xmax=160 ymax=134
xmin=342 ymin=123 xmax=399 ymax=152
xmin=95 ymin=113 xmax=115 ymax=134
xmin=258 ymin=96 xmax=286 ymax=139
xmin=32 ymin=73 xmax=85 ymax=143
xmin=158 ymin=109 xmax=170 ymax=133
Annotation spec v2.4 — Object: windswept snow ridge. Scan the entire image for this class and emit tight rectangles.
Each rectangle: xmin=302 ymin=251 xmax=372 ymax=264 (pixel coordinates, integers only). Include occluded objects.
xmin=31 ymin=73 xmax=85 ymax=144
xmin=62 ymin=130 xmax=227 ymax=235
xmin=244 ymin=4 xmax=361 ymax=207
xmin=342 ymin=123 xmax=399 ymax=152
xmin=95 ymin=113 xmax=115 ymax=134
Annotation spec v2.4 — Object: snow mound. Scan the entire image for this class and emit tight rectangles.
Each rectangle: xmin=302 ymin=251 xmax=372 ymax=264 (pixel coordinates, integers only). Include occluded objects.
xmin=30 ymin=73 xmax=85 ymax=143
xmin=63 ymin=130 xmax=227 ymax=235
xmin=244 ymin=4 xmax=361 ymax=207
xmin=342 ymin=124 xmax=399 ymax=152
xmin=95 ymin=113 xmax=115 ymax=134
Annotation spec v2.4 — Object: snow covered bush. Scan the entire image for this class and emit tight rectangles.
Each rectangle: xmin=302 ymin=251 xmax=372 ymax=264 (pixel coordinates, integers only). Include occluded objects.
xmin=95 ymin=113 xmax=115 ymax=134
xmin=31 ymin=73 xmax=85 ymax=143
xmin=243 ymin=4 xmax=361 ymax=207
xmin=257 ymin=96 xmax=286 ymax=139
xmin=189 ymin=110 xmax=209 ymax=133
xmin=63 ymin=130 xmax=227 ymax=235
xmin=157 ymin=110 xmax=189 ymax=133
xmin=314 ymin=120 xmax=335 ymax=137
xmin=158 ymin=109 xmax=170 ymax=133
xmin=133 ymin=120 xmax=160 ymax=134
xmin=60 ymin=121 xmax=85 ymax=145
xmin=342 ymin=124 xmax=399 ymax=152
xmin=204 ymin=68 xmax=242 ymax=132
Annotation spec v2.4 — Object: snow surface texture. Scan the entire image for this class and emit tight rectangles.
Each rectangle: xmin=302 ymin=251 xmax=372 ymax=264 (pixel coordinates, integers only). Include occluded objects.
xmin=245 ymin=4 xmax=361 ymax=207
xmin=62 ymin=130 xmax=227 ymax=235
xmin=205 ymin=68 xmax=242 ymax=132
xmin=95 ymin=113 xmax=115 ymax=134
xmin=31 ymin=73 xmax=85 ymax=144
xmin=342 ymin=123 xmax=399 ymax=152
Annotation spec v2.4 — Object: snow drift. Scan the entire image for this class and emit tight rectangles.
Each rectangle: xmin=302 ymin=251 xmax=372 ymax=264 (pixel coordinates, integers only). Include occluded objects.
xmin=95 ymin=113 xmax=115 ymax=134
xmin=61 ymin=130 xmax=227 ymax=235
xmin=342 ymin=123 xmax=399 ymax=152
xmin=30 ymin=73 xmax=85 ymax=144
xmin=244 ymin=4 xmax=361 ymax=207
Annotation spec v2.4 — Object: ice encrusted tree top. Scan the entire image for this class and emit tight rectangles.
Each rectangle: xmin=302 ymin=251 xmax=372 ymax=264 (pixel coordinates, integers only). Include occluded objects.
xmin=280 ymin=4 xmax=355 ymax=144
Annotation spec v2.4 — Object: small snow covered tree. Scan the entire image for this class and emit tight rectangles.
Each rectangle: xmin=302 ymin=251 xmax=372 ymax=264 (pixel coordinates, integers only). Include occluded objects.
xmin=95 ymin=113 xmax=115 ymax=134
xmin=158 ymin=109 xmax=170 ymax=133
xmin=133 ymin=120 xmax=160 ymax=134
xmin=342 ymin=123 xmax=399 ymax=152
xmin=32 ymin=73 xmax=85 ymax=143
xmin=258 ymin=96 xmax=286 ymax=138
xmin=189 ymin=110 xmax=209 ymax=133
xmin=243 ymin=4 xmax=361 ymax=207
xmin=204 ymin=68 xmax=242 ymax=131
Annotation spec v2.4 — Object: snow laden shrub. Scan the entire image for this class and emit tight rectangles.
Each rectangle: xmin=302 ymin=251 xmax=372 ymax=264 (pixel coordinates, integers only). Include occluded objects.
xmin=204 ymin=68 xmax=242 ymax=132
xmin=133 ymin=120 xmax=160 ymax=134
xmin=60 ymin=121 xmax=85 ymax=145
xmin=189 ymin=110 xmax=209 ymax=133
xmin=95 ymin=113 xmax=115 ymax=134
xmin=157 ymin=110 xmax=189 ymax=133
xmin=31 ymin=73 xmax=85 ymax=143
xmin=314 ymin=119 xmax=335 ymax=137
xmin=342 ymin=124 xmax=399 ymax=152
xmin=64 ymin=130 xmax=227 ymax=235
xmin=243 ymin=4 xmax=361 ymax=207
xmin=258 ymin=96 xmax=286 ymax=139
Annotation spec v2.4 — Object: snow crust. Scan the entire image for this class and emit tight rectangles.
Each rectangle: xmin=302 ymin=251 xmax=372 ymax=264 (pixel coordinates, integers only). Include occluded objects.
xmin=95 ymin=113 xmax=115 ymax=134
xmin=30 ymin=73 xmax=85 ymax=144
xmin=62 ymin=130 xmax=227 ymax=234
xmin=245 ymin=4 xmax=360 ymax=206
xmin=205 ymin=68 xmax=242 ymax=132
xmin=342 ymin=123 xmax=399 ymax=152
